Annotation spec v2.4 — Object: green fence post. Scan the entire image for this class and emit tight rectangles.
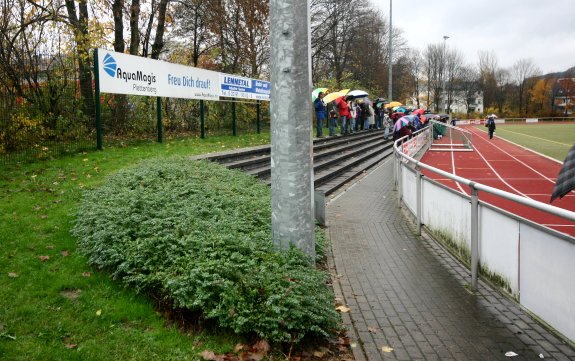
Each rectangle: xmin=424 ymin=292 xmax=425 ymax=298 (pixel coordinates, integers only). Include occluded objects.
xmin=200 ymin=100 xmax=205 ymax=139
xmin=256 ymin=100 xmax=261 ymax=134
xmin=93 ymin=48 xmax=103 ymax=150
xmin=232 ymin=98 xmax=237 ymax=136
xmin=157 ymin=97 xmax=163 ymax=143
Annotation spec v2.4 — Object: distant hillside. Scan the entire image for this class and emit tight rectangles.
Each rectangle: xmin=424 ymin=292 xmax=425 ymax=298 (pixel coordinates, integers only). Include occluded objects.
xmin=538 ymin=66 xmax=575 ymax=80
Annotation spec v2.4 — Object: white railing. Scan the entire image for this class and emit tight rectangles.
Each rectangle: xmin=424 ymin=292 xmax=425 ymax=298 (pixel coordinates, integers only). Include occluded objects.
xmin=392 ymin=127 xmax=575 ymax=343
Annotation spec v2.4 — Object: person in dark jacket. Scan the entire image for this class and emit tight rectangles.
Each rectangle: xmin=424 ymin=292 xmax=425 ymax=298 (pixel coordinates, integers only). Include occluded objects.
xmin=486 ymin=115 xmax=496 ymax=139
xmin=313 ymin=92 xmax=327 ymax=138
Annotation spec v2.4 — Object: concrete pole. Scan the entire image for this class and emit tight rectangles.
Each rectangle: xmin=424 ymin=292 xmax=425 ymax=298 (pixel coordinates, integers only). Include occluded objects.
xmin=269 ymin=0 xmax=315 ymax=259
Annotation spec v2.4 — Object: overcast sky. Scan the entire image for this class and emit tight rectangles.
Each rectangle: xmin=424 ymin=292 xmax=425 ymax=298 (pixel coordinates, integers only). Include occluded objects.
xmin=373 ymin=0 xmax=575 ymax=75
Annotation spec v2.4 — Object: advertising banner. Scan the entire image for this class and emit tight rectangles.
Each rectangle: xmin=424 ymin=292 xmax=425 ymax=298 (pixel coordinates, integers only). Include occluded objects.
xmin=220 ymin=74 xmax=271 ymax=101
xmin=97 ymin=49 xmax=271 ymax=102
xmin=97 ymin=49 xmax=221 ymax=100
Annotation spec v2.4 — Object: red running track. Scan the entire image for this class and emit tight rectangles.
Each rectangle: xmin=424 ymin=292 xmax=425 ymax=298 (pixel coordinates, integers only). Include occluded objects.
xmin=420 ymin=125 xmax=575 ymax=237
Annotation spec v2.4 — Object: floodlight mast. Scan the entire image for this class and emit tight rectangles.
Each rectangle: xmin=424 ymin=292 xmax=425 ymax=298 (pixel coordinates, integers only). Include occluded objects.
xmin=269 ymin=0 xmax=315 ymax=260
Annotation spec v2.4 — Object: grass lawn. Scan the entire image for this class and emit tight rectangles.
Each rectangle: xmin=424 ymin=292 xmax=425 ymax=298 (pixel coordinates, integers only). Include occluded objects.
xmin=475 ymin=123 xmax=575 ymax=161
xmin=0 ymin=133 xmax=272 ymax=360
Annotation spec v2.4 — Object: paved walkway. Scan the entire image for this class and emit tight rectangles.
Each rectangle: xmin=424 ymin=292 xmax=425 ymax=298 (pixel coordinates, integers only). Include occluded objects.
xmin=326 ymin=159 xmax=575 ymax=361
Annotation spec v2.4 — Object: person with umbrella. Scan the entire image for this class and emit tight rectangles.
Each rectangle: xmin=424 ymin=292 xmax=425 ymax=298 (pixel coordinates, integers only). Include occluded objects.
xmin=313 ymin=91 xmax=327 ymax=138
xmin=486 ymin=114 xmax=496 ymax=139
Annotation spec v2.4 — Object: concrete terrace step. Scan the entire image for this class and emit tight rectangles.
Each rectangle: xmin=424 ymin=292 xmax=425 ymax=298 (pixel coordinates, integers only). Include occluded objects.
xmin=203 ymin=129 xmax=393 ymax=196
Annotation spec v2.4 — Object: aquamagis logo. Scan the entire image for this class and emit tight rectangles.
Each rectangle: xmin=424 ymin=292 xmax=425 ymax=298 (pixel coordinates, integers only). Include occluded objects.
xmin=103 ymin=53 xmax=117 ymax=77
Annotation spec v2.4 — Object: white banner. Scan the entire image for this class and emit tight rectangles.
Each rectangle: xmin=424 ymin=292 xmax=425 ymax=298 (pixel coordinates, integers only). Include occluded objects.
xmin=97 ymin=49 xmax=217 ymax=100
xmin=526 ymin=118 xmax=539 ymax=123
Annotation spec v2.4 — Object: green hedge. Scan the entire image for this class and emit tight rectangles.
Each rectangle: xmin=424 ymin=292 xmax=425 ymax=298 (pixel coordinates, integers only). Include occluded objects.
xmin=72 ymin=158 xmax=338 ymax=343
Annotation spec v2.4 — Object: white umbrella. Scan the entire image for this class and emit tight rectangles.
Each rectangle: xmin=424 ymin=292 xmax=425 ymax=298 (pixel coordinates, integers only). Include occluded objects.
xmin=347 ymin=90 xmax=369 ymax=98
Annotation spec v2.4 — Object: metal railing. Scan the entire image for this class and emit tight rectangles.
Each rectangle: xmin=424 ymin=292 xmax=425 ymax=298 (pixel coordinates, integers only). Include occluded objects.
xmin=393 ymin=126 xmax=575 ymax=288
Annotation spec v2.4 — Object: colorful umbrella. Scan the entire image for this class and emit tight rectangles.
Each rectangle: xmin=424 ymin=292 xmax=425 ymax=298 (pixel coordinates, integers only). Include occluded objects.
xmin=339 ymin=89 xmax=351 ymax=95
xmin=323 ymin=91 xmax=346 ymax=104
xmin=347 ymin=90 xmax=369 ymax=98
xmin=393 ymin=116 xmax=410 ymax=132
xmin=385 ymin=101 xmax=403 ymax=108
xmin=312 ymin=87 xmax=328 ymax=101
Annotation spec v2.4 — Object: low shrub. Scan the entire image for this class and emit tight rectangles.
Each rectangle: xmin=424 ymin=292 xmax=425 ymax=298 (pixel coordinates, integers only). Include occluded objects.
xmin=72 ymin=157 xmax=338 ymax=343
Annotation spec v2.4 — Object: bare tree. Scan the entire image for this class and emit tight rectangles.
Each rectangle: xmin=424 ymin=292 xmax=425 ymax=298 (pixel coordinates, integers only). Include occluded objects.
xmin=494 ymin=67 xmax=510 ymax=114
xmin=445 ymin=48 xmax=464 ymax=113
xmin=477 ymin=50 xmax=498 ymax=109
xmin=511 ymin=58 xmax=540 ymax=115
xmin=405 ymin=48 xmax=423 ymax=108
xmin=457 ymin=66 xmax=481 ymax=116
xmin=424 ymin=43 xmax=445 ymax=112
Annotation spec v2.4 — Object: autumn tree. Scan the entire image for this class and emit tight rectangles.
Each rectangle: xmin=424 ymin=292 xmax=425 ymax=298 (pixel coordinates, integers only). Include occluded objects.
xmin=529 ymin=78 xmax=553 ymax=115
xmin=171 ymin=0 xmax=218 ymax=67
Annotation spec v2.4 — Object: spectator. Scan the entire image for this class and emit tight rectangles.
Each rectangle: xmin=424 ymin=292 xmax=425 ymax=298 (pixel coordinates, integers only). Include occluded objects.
xmin=338 ymin=97 xmax=351 ymax=135
xmin=328 ymin=108 xmax=338 ymax=136
xmin=313 ymin=92 xmax=327 ymax=138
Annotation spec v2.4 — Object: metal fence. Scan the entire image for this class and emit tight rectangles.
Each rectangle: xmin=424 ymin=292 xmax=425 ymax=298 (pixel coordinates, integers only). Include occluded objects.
xmin=393 ymin=127 xmax=575 ymax=343
xmin=0 ymin=85 xmax=270 ymax=165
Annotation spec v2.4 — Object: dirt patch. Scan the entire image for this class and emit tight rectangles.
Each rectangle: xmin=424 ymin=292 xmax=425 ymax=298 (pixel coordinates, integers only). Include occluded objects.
xmin=60 ymin=289 xmax=81 ymax=301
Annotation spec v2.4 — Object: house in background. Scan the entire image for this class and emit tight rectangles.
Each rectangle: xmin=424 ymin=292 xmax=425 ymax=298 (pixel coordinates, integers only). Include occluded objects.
xmin=554 ymin=78 xmax=575 ymax=115
xmin=407 ymin=88 xmax=484 ymax=115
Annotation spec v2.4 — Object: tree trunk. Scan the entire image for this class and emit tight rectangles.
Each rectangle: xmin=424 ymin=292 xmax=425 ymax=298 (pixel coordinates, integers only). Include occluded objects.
xmin=65 ymin=0 xmax=94 ymax=121
xmin=151 ymin=0 xmax=169 ymax=60
xmin=112 ymin=0 xmax=128 ymax=129
xmin=129 ymin=0 xmax=141 ymax=55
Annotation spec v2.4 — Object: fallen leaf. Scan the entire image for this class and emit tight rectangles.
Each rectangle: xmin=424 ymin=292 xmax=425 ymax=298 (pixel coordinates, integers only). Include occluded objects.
xmin=313 ymin=350 xmax=325 ymax=358
xmin=234 ymin=344 xmax=245 ymax=353
xmin=253 ymin=339 xmax=270 ymax=354
xmin=200 ymin=350 xmax=224 ymax=361
xmin=96 ymin=309 xmax=102 ymax=316
xmin=60 ymin=250 xmax=70 ymax=257
xmin=336 ymin=305 xmax=350 ymax=313
xmin=39 ymin=256 xmax=50 ymax=262
xmin=46 ymin=245 xmax=55 ymax=249
xmin=40 ymin=215 xmax=48 ymax=219
xmin=368 ymin=326 xmax=378 ymax=333
xmin=65 ymin=343 xmax=77 ymax=349
xmin=8 ymin=272 xmax=18 ymax=278
xmin=337 ymin=337 xmax=350 ymax=346
xmin=505 ymin=351 xmax=518 ymax=357
xmin=82 ymin=272 xmax=91 ymax=277
xmin=350 ymin=343 xmax=357 ymax=348
xmin=381 ymin=346 xmax=394 ymax=353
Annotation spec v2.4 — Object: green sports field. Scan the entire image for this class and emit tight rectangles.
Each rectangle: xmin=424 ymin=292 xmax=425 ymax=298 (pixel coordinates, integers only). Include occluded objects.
xmin=474 ymin=123 xmax=575 ymax=161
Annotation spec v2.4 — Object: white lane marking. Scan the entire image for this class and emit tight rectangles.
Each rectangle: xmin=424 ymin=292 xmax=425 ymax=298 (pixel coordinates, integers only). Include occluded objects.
xmin=497 ymin=127 xmax=572 ymax=147
xmin=466 ymin=128 xmax=530 ymax=198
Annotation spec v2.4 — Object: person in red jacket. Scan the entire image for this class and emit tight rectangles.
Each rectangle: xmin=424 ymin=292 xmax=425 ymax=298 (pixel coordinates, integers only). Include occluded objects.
xmin=338 ymin=96 xmax=351 ymax=135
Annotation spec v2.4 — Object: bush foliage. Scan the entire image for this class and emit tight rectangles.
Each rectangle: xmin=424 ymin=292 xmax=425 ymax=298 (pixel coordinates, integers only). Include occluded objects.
xmin=72 ymin=157 xmax=338 ymax=343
